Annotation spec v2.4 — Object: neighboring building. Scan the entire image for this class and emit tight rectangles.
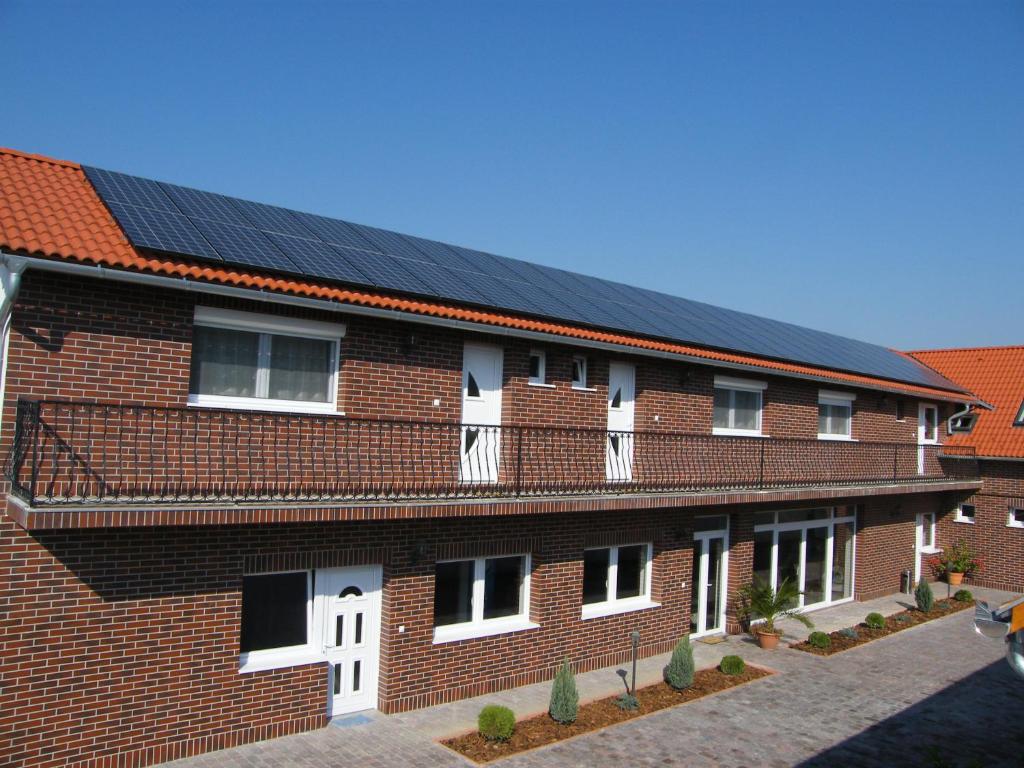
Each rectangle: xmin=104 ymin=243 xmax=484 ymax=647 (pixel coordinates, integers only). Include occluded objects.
xmin=0 ymin=147 xmax=984 ymax=768
xmin=908 ymin=346 xmax=1024 ymax=592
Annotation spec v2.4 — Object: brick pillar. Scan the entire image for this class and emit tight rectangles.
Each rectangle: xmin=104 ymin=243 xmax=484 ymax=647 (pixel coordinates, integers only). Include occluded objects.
xmin=726 ymin=509 xmax=754 ymax=633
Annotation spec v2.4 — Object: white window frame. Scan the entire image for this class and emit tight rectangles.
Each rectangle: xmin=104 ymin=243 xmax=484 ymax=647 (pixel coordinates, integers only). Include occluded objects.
xmin=954 ymin=502 xmax=976 ymax=525
xmin=1008 ymin=508 xmax=1024 ymax=529
xmin=239 ymin=569 xmax=322 ymax=673
xmin=712 ymin=375 xmax=767 ymax=437
xmin=571 ymin=354 xmax=591 ymax=390
xmin=817 ymin=390 xmax=856 ymax=441
xmin=921 ymin=511 xmax=938 ymax=552
xmin=581 ymin=543 xmax=658 ymax=620
xmin=919 ymin=403 xmax=940 ymax=444
xmin=528 ymin=349 xmax=553 ymax=388
xmin=188 ymin=306 xmax=345 ymax=415
xmin=432 ymin=554 xmax=537 ymax=644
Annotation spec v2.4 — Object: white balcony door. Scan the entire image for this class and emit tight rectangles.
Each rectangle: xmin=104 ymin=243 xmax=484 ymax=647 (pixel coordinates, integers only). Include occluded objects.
xmin=321 ymin=565 xmax=381 ymax=717
xmin=606 ymin=362 xmax=636 ymax=481
xmin=460 ymin=342 xmax=503 ymax=484
xmin=918 ymin=403 xmax=938 ymax=474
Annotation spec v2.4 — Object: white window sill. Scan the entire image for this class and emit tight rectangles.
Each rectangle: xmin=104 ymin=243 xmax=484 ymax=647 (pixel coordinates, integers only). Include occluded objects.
xmin=1007 ymin=523 xmax=1024 ymax=530
xmin=528 ymin=381 xmax=556 ymax=389
xmin=817 ymin=434 xmax=856 ymax=442
xmin=188 ymin=394 xmax=342 ymax=416
xmin=581 ymin=599 xmax=660 ymax=620
xmin=712 ymin=428 xmax=767 ymax=438
xmin=953 ymin=518 xmax=975 ymax=525
xmin=432 ymin=617 xmax=539 ymax=644
xmin=919 ymin=545 xmax=942 ymax=555
xmin=571 ymin=385 xmax=597 ymax=393
xmin=239 ymin=646 xmax=323 ymax=673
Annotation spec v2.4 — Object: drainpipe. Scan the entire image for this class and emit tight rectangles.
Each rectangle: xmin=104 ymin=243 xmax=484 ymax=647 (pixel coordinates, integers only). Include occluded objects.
xmin=0 ymin=254 xmax=29 ymax=438
xmin=947 ymin=401 xmax=973 ymax=433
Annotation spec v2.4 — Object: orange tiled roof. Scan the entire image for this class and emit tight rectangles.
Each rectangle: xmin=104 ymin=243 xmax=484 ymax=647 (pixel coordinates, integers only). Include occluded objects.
xmin=909 ymin=346 xmax=1024 ymax=459
xmin=0 ymin=146 xmax=972 ymax=402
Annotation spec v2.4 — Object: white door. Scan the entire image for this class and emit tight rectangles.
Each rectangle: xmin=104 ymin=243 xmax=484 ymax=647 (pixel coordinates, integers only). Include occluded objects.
xmin=691 ymin=526 xmax=729 ymax=637
xmin=917 ymin=403 xmax=938 ymax=474
xmin=606 ymin=362 xmax=636 ymax=481
xmin=322 ymin=565 xmax=382 ymax=716
xmin=461 ymin=343 xmax=503 ymax=484
xmin=914 ymin=512 xmax=936 ymax=585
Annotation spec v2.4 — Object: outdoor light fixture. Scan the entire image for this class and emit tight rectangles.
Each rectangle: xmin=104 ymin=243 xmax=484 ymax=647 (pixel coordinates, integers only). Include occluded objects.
xmin=629 ymin=630 xmax=640 ymax=695
xmin=401 ymin=332 xmax=418 ymax=357
xmin=409 ymin=541 xmax=428 ymax=565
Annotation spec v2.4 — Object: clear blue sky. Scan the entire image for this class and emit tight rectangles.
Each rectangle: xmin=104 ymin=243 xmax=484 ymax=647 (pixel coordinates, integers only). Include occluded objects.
xmin=4 ymin=1 xmax=1021 ymax=349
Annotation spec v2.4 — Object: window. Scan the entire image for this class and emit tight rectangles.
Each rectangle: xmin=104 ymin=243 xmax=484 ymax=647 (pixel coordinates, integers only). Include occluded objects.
xmin=949 ymin=413 xmax=977 ymax=433
xmin=581 ymin=543 xmax=655 ymax=619
xmin=189 ymin=307 xmax=344 ymax=414
xmin=571 ymin=355 xmax=588 ymax=389
xmin=920 ymin=404 xmax=939 ymax=443
xmin=239 ymin=571 xmax=314 ymax=668
xmin=1008 ymin=508 xmax=1024 ymax=529
xmin=712 ymin=375 xmax=766 ymax=436
xmin=528 ymin=349 xmax=550 ymax=387
xmin=818 ymin=391 xmax=855 ymax=440
xmin=896 ymin=400 xmax=905 ymax=421
xmin=954 ymin=503 xmax=976 ymax=524
xmin=433 ymin=555 xmax=535 ymax=642
xmin=921 ymin=512 xmax=937 ymax=550
xmin=1015 ymin=400 xmax=1024 ymax=427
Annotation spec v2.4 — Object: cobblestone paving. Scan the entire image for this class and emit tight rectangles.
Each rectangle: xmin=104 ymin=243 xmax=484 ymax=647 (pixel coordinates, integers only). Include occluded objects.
xmin=164 ymin=597 xmax=1023 ymax=768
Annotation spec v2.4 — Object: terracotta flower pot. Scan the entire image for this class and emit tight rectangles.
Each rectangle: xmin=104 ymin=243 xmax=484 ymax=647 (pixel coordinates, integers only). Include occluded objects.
xmin=948 ymin=572 xmax=964 ymax=586
xmin=756 ymin=630 xmax=780 ymax=650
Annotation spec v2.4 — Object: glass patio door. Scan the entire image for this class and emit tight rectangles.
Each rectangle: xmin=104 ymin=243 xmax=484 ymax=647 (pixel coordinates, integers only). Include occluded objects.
xmin=690 ymin=516 xmax=729 ymax=637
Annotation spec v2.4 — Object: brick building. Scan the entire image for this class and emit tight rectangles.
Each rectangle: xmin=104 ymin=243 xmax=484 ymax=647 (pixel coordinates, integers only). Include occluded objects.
xmin=0 ymin=147 xmax=989 ymax=767
xmin=908 ymin=347 xmax=1024 ymax=592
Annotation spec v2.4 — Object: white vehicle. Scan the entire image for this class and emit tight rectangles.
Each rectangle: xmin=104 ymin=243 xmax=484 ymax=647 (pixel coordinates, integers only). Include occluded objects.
xmin=975 ymin=596 xmax=1024 ymax=680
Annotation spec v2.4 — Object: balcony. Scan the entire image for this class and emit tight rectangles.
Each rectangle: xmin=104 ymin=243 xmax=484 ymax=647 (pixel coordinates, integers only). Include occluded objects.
xmin=4 ymin=400 xmax=979 ymax=514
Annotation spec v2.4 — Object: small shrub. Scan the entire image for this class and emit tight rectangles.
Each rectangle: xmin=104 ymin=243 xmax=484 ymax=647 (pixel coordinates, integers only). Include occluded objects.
xmin=548 ymin=658 xmax=579 ymax=724
xmin=954 ymin=589 xmax=974 ymax=603
xmin=614 ymin=693 xmax=639 ymax=711
xmin=477 ymin=705 xmax=515 ymax=742
xmin=895 ymin=614 xmax=910 ymax=623
xmin=915 ymin=580 xmax=935 ymax=613
xmin=808 ymin=631 xmax=831 ymax=649
xmin=663 ymin=636 xmax=695 ymax=690
xmin=839 ymin=627 xmax=858 ymax=640
xmin=865 ymin=612 xmax=886 ymax=630
xmin=719 ymin=655 xmax=746 ymax=675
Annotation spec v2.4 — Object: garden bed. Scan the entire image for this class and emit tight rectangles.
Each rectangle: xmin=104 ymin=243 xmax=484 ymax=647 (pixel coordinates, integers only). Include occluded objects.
xmin=442 ymin=665 xmax=772 ymax=763
xmin=791 ymin=597 xmax=973 ymax=656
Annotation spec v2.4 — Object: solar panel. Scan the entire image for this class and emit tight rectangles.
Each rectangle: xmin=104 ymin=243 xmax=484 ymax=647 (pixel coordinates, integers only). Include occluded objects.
xmin=82 ymin=164 xmax=959 ymax=389
xmin=264 ymin=233 xmax=372 ymax=286
xmin=190 ymin=218 xmax=300 ymax=273
xmin=105 ymin=201 xmax=220 ymax=259
xmin=84 ymin=167 xmax=178 ymax=213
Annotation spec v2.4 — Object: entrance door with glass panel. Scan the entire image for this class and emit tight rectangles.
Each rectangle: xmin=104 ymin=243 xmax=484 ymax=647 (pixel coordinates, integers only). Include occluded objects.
xmin=321 ymin=565 xmax=381 ymax=716
xmin=606 ymin=362 xmax=636 ymax=481
xmin=460 ymin=343 xmax=503 ymax=484
xmin=914 ymin=511 xmax=938 ymax=585
xmin=918 ymin=403 xmax=939 ymax=474
xmin=690 ymin=515 xmax=729 ymax=637
xmin=752 ymin=507 xmax=856 ymax=612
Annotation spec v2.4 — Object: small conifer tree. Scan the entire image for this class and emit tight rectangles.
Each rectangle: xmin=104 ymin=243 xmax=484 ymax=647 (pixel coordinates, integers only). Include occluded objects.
xmin=915 ymin=579 xmax=935 ymax=613
xmin=663 ymin=636 xmax=695 ymax=690
xmin=548 ymin=658 xmax=579 ymax=724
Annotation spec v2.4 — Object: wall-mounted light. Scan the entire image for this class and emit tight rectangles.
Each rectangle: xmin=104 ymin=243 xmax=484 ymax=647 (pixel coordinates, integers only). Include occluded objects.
xmin=401 ymin=333 xmax=417 ymax=357
xmin=409 ymin=541 xmax=428 ymax=565
xmin=679 ymin=367 xmax=692 ymax=388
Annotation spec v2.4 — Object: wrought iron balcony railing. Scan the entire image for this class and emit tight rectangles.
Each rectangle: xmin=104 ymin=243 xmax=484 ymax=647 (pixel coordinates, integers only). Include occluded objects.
xmin=4 ymin=400 xmax=978 ymax=507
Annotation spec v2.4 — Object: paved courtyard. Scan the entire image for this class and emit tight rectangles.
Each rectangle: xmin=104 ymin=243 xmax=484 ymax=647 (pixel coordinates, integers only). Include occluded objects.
xmin=164 ymin=588 xmax=1023 ymax=768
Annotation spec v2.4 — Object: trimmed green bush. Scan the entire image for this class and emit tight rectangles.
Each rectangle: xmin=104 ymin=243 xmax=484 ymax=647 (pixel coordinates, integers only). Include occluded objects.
xmin=839 ymin=627 xmax=858 ymax=640
xmin=915 ymin=580 xmax=935 ymax=613
xmin=719 ymin=655 xmax=745 ymax=675
xmin=895 ymin=614 xmax=910 ymax=623
xmin=865 ymin=612 xmax=885 ymax=630
xmin=478 ymin=705 xmax=515 ymax=742
xmin=954 ymin=589 xmax=974 ymax=603
xmin=548 ymin=658 xmax=579 ymax=724
xmin=614 ymin=693 xmax=639 ymax=711
xmin=663 ymin=636 xmax=695 ymax=690
xmin=808 ymin=631 xmax=831 ymax=649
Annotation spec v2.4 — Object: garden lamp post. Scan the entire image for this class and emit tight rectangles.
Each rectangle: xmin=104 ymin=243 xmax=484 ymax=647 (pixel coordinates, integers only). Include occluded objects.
xmin=629 ymin=630 xmax=640 ymax=695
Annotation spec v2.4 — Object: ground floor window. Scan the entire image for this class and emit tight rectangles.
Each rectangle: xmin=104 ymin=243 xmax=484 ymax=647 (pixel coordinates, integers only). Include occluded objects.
xmin=239 ymin=570 xmax=317 ymax=670
xmin=433 ymin=554 xmax=534 ymax=642
xmin=1008 ymin=508 xmax=1024 ymax=529
xmin=752 ymin=506 xmax=856 ymax=610
xmin=581 ymin=543 xmax=654 ymax=618
xmin=955 ymin=503 xmax=976 ymax=524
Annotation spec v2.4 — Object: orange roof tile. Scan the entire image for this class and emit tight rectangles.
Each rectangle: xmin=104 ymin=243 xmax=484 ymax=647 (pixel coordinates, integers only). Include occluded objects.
xmin=909 ymin=346 xmax=1024 ymax=459
xmin=0 ymin=146 xmax=972 ymax=403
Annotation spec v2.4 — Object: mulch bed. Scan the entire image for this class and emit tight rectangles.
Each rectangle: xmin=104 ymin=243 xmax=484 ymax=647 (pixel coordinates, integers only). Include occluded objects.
xmin=442 ymin=665 xmax=772 ymax=763
xmin=791 ymin=597 xmax=973 ymax=656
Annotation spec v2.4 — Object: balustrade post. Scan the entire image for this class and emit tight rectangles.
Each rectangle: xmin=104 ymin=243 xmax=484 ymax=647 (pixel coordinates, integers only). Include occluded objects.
xmin=515 ymin=426 xmax=523 ymax=497
xmin=758 ymin=439 xmax=766 ymax=488
xmin=28 ymin=401 xmax=41 ymax=505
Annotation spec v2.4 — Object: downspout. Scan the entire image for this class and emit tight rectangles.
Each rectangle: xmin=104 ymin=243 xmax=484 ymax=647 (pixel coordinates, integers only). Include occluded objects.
xmin=947 ymin=401 xmax=973 ymax=433
xmin=0 ymin=254 xmax=29 ymax=438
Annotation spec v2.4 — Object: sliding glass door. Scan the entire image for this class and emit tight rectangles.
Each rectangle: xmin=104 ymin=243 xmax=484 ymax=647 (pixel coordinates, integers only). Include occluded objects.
xmin=753 ymin=506 xmax=856 ymax=611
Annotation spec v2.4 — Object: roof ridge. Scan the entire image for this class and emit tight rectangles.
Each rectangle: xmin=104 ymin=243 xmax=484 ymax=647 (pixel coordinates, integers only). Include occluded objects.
xmin=0 ymin=146 xmax=80 ymax=170
xmin=908 ymin=345 xmax=1024 ymax=355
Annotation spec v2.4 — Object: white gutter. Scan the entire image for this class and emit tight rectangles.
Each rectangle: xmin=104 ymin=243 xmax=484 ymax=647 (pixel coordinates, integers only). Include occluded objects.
xmin=1 ymin=251 xmax=979 ymax=404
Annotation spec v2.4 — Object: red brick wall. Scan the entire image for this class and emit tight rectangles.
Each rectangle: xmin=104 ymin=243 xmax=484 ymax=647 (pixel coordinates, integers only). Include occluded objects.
xmin=936 ymin=460 xmax=1024 ymax=592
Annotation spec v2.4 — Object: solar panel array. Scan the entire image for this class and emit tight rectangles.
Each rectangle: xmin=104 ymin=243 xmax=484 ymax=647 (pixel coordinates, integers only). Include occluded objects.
xmin=82 ymin=165 xmax=958 ymax=390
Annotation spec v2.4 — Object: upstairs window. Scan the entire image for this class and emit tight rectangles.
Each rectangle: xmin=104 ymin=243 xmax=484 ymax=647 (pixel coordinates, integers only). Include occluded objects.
xmin=818 ymin=391 xmax=855 ymax=440
xmin=571 ymin=355 xmax=588 ymax=389
xmin=528 ymin=349 xmax=548 ymax=386
xmin=712 ymin=376 xmax=766 ymax=436
xmin=948 ymin=413 xmax=977 ymax=433
xmin=1015 ymin=399 xmax=1024 ymax=427
xmin=1009 ymin=508 xmax=1024 ymax=529
xmin=188 ymin=307 xmax=344 ymax=414
xmin=954 ymin=503 xmax=976 ymax=524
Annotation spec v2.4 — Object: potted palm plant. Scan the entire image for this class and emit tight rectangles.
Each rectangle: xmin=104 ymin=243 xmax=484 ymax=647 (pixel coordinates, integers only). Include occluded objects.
xmin=738 ymin=577 xmax=814 ymax=650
